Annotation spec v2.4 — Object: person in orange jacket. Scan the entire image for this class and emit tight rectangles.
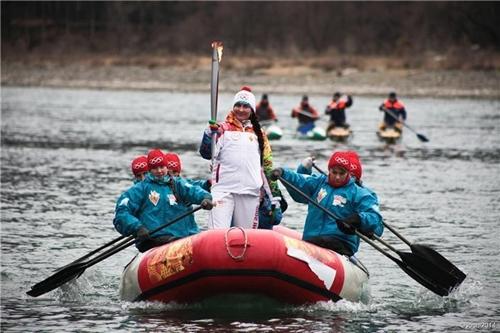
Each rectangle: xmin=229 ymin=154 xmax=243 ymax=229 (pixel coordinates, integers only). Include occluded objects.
xmin=378 ymin=92 xmax=407 ymax=132
xmin=255 ymin=94 xmax=278 ymax=122
xmin=325 ymin=92 xmax=353 ymax=130
xmin=291 ymin=95 xmax=320 ymax=134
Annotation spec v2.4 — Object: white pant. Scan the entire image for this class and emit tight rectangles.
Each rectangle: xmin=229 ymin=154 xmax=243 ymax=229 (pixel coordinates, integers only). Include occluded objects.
xmin=208 ymin=191 xmax=259 ymax=229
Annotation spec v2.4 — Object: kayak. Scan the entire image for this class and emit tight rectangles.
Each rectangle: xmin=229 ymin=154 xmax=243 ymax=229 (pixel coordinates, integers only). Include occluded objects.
xmin=327 ymin=127 xmax=352 ymax=142
xmin=261 ymin=121 xmax=283 ymax=140
xmin=377 ymin=127 xmax=402 ymax=144
xmin=296 ymin=127 xmax=327 ymax=141
xmin=120 ymin=227 xmax=369 ymax=304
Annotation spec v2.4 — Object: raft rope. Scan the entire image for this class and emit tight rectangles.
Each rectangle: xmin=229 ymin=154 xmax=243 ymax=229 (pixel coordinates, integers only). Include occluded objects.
xmin=224 ymin=227 xmax=248 ymax=261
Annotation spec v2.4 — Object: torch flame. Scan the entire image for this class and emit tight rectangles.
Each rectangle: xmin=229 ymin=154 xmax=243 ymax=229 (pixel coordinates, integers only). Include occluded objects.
xmin=211 ymin=41 xmax=223 ymax=62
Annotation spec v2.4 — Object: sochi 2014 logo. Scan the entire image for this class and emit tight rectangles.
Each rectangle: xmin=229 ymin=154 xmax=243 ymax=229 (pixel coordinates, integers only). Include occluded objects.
xmin=150 ymin=156 xmax=163 ymax=166
xmin=333 ymin=195 xmax=347 ymax=207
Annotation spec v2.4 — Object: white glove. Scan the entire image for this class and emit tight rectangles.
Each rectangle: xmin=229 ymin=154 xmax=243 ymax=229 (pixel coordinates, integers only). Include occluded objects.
xmin=301 ymin=156 xmax=314 ymax=169
xmin=271 ymin=196 xmax=281 ymax=209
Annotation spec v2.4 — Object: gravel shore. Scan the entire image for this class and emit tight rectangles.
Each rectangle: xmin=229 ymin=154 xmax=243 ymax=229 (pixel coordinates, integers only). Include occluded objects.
xmin=2 ymin=60 xmax=499 ymax=98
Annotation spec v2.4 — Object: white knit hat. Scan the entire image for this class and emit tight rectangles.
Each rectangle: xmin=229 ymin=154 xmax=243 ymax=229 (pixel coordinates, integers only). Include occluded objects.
xmin=233 ymin=86 xmax=256 ymax=111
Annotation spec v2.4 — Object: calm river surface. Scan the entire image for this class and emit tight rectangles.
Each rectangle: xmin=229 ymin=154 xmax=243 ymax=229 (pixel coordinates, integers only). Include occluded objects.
xmin=1 ymin=87 xmax=499 ymax=332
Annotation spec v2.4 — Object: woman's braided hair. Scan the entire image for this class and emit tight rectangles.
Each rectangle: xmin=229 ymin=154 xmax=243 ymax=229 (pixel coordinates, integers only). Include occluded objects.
xmin=249 ymin=111 xmax=265 ymax=166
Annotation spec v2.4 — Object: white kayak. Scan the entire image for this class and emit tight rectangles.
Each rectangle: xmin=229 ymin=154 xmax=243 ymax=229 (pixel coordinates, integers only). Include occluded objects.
xmin=296 ymin=127 xmax=327 ymax=141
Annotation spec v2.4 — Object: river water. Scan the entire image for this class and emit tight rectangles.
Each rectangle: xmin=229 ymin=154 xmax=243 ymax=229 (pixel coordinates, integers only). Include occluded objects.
xmin=1 ymin=87 xmax=499 ymax=332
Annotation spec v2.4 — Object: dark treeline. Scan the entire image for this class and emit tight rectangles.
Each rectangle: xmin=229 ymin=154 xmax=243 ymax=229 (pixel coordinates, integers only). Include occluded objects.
xmin=2 ymin=1 xmax=499 ymax=55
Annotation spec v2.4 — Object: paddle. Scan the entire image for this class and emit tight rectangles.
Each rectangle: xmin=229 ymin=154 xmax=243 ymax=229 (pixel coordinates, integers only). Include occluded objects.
xmin=295 ymin=109 xmax=319 ymax=120
xmin=311 ymin=161 xmax=324 ymax=175
xmin=276 ymin=173 xmax=464 ymax=296
xmin=381 ymin=222 xmax=466 ymax=286
xmin=53 ymin=234 xmax=126 ymax=272
xmin=26 ymin=205 xmax=203 ymax=297
xmin=210 ymin=41 xmax=223 ymax=164
xmin=310 ymin=161 xmax=466 ymax=289
xmin=52 ymin=235 xmax=125 ymax=271
xmin=381 ymin=107 xmax=429 ymax=142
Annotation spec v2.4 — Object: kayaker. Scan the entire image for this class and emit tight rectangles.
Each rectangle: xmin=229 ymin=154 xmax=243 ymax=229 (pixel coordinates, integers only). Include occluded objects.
xmin=113 ymin=149 xmax=214 ymax=252
xmin=325 ymin=92 xmax=353 ymax=131
xmin=199 ymin=86 xmax=280 ymax=229
xmin=271 ymin=151 xmax=383 ymax=256
xmin=291 ymin=95 xmax=320 ymax=135
xmin=130 ymin=155 xmax=149 ymax=183
xmin=378 ymin=92 xmax=407 ymax=132
xmin=255 ymin=94 xmax=278 ymax=122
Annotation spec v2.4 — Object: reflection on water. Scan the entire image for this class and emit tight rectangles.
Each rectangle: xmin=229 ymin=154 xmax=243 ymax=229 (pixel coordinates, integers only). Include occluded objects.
xmin=1 ymin=87 xmax=499 ymax=332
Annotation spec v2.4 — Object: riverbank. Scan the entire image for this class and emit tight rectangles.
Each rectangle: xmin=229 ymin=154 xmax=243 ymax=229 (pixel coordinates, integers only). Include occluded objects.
xmin=2 ymin=55 xmax=500 ymax=98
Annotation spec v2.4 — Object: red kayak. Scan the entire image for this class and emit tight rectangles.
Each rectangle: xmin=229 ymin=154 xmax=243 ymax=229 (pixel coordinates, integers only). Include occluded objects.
xmin=120 ymin=227 xmax=369 ymax=304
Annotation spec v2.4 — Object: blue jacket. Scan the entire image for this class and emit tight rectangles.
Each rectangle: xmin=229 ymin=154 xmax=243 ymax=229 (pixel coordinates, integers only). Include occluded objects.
xmin=113 ymin=173 xmax=211 ymax=245
xmin=281 ymin=168 xmax=383 ymax=254
xmin=257 ymin=193 xmax=283 ymax=229
xmin=296 ymin=162 xmax=379 ymax=201
xmin=289 ymin=163 xmax=319 ymax=204
xmin=175 ymin=178 xmax=211 ymax=232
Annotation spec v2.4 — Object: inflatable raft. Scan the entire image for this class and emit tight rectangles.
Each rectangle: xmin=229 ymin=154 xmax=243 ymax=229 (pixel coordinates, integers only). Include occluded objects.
xmin=120 ymin=227 xmax=369 ymax=304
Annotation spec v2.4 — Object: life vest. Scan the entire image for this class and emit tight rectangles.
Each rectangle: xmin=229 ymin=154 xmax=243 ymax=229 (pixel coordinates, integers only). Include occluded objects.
xmin=256 ymin=103 xmax=277 ymax=121
xmin=328 ymin=100 xmax=347 ymax=110
xmin=383 ymin=99 xmax=405 ymax=110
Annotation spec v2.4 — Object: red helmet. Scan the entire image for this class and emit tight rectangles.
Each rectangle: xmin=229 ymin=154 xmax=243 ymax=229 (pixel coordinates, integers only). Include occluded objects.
xmin=147 ymin=149 xmax=167 ymax=169
xmin=328 ymin=151 xmax=351 ymax=171
xmin=131 ymin=155 xmax=148 ymax=176
xmin=164 ymin=153 xmax=182 ymax=174
xmin=345 ymin=151 xmax=362 ymax=181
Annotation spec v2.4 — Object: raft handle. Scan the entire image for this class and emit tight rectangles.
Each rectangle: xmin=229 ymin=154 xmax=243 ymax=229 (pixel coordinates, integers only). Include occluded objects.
xmin=224 ymin=227 xmax=248 ymax=261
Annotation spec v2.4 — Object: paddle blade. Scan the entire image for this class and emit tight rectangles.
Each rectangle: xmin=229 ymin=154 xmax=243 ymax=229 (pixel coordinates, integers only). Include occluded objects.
xmin=416 ymin=133 xmax=429 ymax=142
xmin=395 ymin=252 xmax=451 ymax=296
xmin=410 ymin=244 xmax=466 ymax=285
xmin=26 ymin=262 xmax=87 ymax=297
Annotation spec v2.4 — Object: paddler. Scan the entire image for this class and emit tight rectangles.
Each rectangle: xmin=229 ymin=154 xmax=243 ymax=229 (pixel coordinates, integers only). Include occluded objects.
xmin=379 ymin=91 xmax=407 ymax=132
xmin=291 ymin=95 xmax=320 ymax=135
xmin=271 ymin=151 xmax=383 ymax=256
xmin=325 ymin=92 xmax=353 ymax=131
xmin=113 ymin=149 xmax=214 ymax=252
xmin=255 ymin=93 xmax=278 ymax=122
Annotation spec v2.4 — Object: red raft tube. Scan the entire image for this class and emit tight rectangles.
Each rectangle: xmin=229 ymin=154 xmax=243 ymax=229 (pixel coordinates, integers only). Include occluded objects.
xmin=120 ymin=227 xmax=369 ymax=304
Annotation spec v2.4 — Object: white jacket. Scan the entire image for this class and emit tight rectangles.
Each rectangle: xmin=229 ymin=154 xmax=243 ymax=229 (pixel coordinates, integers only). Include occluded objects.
xmin=212 ymin=128 xmax=263 ymax=196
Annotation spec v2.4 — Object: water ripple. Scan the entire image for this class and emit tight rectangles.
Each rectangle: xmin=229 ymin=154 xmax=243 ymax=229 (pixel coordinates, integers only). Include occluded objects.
xmin=2 ymin=87 xmax=499 ymax=332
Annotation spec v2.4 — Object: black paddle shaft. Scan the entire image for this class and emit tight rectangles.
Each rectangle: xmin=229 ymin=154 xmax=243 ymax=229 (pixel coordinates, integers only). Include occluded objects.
xmin=26 ymin=205 xmax=203 ymax=297
xmin=382 ymin=108 xmax=429 ymax=142
xmin=311 ymin=161 xmax=465 ymax=286
xmin=277 ymin=175 xmax=459 ymax=296
xmin=382 ymin=221 xmax=466 ymax=285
